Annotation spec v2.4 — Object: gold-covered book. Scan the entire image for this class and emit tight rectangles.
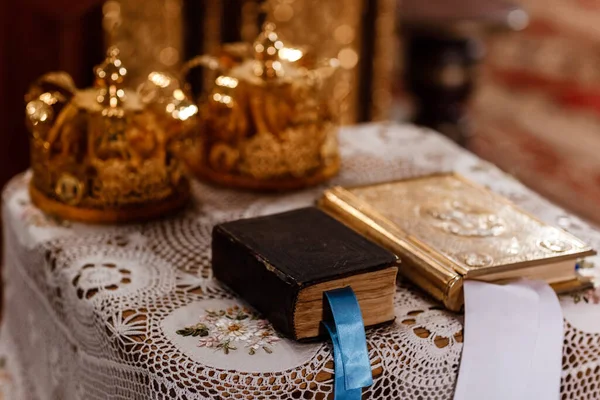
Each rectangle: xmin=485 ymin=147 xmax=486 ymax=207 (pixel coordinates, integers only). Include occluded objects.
xmin=318 ymin=173 xmax=596 ymax=311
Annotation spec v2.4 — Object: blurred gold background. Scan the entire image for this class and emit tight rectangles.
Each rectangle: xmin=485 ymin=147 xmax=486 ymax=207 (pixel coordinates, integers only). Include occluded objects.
xmin=1 ymin=0 xmax=600 ymax=224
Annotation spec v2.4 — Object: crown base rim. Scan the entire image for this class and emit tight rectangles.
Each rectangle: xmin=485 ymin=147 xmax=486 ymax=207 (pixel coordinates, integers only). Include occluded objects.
xmin=29 ymin=181 xmax=191 ymax=224
xmin=190 ymin=158 xmax=340 ymax=192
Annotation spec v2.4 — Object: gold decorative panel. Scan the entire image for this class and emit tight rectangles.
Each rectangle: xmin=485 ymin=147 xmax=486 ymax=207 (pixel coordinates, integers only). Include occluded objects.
xmin=344 ymin=174 xmax=593 ymax=276
xmin=102 ymin=0 xmax=398 ymax=123
xmin=369 ymin=0 xmax=397 ymax=121
xmin=265 ymin=0 xmax=363 ymax=124
xmin=102 ymin=0 xmax=184 ymax=86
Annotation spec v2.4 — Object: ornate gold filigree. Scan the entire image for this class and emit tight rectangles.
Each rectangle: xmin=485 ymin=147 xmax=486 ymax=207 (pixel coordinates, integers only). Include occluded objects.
xmin=345 ymin=174 xmax=593 ymax=272
xmin=320 ymin=173 xmax=597 ymax=311
xmin=25 ymin=48 xmax=196 ymax=223
xmin=185 ymin=23 xmax=341 ymax=190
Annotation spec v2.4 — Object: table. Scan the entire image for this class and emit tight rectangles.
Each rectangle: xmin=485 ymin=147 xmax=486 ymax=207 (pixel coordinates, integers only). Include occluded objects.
xmin=1 ymin=123 xmax=599 ymax=399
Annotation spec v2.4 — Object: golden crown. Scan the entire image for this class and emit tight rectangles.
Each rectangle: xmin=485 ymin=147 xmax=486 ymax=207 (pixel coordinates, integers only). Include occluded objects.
xmin=25 ymin=47 xmax=197 ymax=223
xmin=183 ymin=23 xmax=341 ymax=191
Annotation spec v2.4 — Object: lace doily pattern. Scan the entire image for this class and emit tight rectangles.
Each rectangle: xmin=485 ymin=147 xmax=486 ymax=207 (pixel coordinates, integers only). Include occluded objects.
xmin=1 ymin=123 xmax=600 ymax=399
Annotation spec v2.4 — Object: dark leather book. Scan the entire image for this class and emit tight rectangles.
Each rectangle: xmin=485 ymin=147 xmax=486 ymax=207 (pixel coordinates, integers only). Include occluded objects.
xmin=212 ymin=207 xmax=399 ymax=340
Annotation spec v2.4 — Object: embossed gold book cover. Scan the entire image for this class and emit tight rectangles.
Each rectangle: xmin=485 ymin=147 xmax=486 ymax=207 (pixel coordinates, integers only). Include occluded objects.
xmin=318 ymin=173 xmax=596 ymax=311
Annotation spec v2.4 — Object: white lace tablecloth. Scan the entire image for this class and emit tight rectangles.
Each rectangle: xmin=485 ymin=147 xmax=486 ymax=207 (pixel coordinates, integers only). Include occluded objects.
xmin=2 ymin=123 xmax=600 ymax=400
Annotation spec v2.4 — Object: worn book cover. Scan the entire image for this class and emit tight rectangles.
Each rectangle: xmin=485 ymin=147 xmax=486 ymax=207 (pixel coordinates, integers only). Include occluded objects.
xmin=212 ymin=207 xmax=399 ymax=340
xmin=319 ymin=173 xmax=596 ymax=311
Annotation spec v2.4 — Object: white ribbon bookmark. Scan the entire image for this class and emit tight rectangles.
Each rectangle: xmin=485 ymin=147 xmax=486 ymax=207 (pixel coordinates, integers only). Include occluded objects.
xmin=454 ymin=280 xmax=563 ymax=400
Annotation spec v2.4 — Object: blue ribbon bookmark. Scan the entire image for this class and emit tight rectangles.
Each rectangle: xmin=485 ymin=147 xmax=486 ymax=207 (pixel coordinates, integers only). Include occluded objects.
xmin=322 ymin=287 xmax=373 ymax=400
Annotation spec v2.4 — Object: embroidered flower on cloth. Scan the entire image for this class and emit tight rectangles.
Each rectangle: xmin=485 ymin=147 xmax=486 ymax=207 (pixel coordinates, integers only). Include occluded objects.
xmin=176 ymin=306 xmax=281 ymax=355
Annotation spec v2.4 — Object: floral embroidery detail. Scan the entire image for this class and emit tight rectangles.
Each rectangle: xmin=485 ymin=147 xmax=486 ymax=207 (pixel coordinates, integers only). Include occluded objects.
xmin=176 ymin=323 xmax=209 ymax=337
xmin=176 ymin=306 xmax=281 ymax=355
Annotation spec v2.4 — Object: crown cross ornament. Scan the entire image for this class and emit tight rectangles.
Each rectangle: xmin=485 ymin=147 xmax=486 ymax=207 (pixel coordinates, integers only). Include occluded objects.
xmin=95 ymin=47 xmax=127 ymax=113
xmin=253 ymin=22 xmax=286 ymax=79
xmin=25 ymin=47 xmax=196 ymax=223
